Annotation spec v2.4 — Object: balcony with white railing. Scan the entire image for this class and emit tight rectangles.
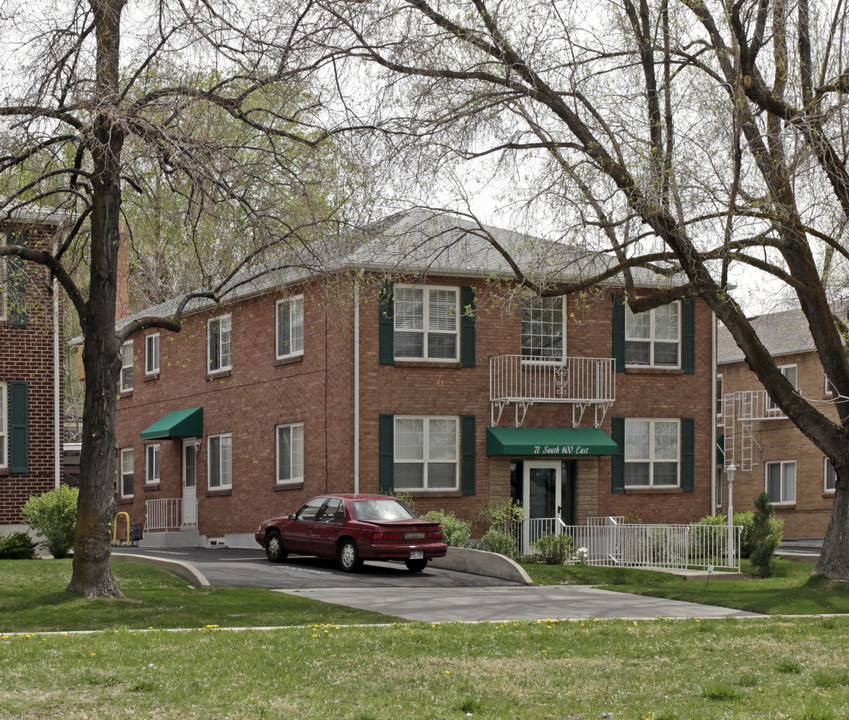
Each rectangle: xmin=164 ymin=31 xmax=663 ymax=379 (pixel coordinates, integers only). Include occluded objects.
xmin=490 ymin=355 xmax=616 ymax=427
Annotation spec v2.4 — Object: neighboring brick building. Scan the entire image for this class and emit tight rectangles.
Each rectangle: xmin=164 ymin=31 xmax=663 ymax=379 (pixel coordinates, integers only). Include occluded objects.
xmin=1 ymin=206 xmax=67 ymax=534
xmin=113 ymin=211 xmax=718 ymax=548
xmin=717 ymin=310 xmax=837 ymax=539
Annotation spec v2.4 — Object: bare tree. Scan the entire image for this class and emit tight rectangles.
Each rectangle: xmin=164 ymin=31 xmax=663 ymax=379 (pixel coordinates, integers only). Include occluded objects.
xmin=305 ymin=0 xmax=849 ymax=578
xmin=0 ymin=0 xmax=350 ymax=596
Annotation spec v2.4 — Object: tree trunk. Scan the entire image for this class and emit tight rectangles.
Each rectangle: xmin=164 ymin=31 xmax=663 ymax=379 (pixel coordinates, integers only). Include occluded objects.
xmin=814 ymin=475 xmax=849 ymax=580
xmin=67 ymin=0 xmax=126 ymax=598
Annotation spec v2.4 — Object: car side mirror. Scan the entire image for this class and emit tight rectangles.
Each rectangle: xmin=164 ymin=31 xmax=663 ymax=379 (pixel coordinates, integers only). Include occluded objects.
xmin=288 ymin=513 xmax=296 ymax=521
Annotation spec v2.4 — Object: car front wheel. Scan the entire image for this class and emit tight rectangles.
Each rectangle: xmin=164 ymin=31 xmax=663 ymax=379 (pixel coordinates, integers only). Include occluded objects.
xmin=338 ymin=539 xmax=362 ymax=572
xmin=405 ymin=558 xmax=428 ymax=572
xmin=265 ymin=530 xmax=288 ymax=563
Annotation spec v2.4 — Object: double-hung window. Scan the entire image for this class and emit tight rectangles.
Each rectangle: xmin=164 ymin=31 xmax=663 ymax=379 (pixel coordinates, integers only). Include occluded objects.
xmin=394 ymin=416 xmax=458 ymax=490
xmin=120 ymin=341 xmax=134 ymax=392
xmin=521 ymin=296 xmax=564 ymax=361
xmin=145 ymin=333 xmax=160 ymax=375
xmin=825 ymin=458 xmax=837 ymax=493
xmin=625 ymin=302 xmax=680 ymax=368
xmin=120 ymin=448 xmax=134 ymax=498
xmin=624 ymin=419 xmax=680 ymax=487
xmin=209 ymin=433 xmax=232 ymax=489
xmin=766 ymin=460 xmax=796 ymax=504
xmin=146 ymin=444 xmax=160 ymax=485
xmin=276 ymin=423 xmax=304 ymax=483
xmin=208 ymin=315 xmax=232 ymax=373
xmin=276 ymin=297 xmax=304 ymax=359
xmin=0 ymin=382 xmax=6 ymax=469
xmin=767 ymin=365 xmax=797 ymax=411
xmin=394 ymin=285 xmax=458 ymax=361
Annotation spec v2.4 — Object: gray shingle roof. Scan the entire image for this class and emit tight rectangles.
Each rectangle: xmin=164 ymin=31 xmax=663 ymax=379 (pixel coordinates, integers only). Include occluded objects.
xmin=717 ymin=308 xmax=815 ymax=364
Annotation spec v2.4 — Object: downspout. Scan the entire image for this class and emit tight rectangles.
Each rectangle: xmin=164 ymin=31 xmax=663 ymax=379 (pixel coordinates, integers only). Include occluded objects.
xmin=53 ymin=262 xmax=61 ymax=489
xmin=353 ymin=275 xmax=360 ymax=494
xmin=710 ymin=311 xmax=717 ymax=516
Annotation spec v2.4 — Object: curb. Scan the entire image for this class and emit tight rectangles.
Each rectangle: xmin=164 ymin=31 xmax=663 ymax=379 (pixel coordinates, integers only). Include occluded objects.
xmin=428 ymin=547 xmax=534 ymax=585
xmin=112 ymin=552 xmax=210 ymax=587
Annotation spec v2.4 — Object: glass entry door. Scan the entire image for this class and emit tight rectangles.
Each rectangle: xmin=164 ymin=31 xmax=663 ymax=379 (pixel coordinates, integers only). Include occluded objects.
xmin=522 ymin=461 xmax=562 ymax=554
xmin=182 ymin=439 xmax=198 ymax=527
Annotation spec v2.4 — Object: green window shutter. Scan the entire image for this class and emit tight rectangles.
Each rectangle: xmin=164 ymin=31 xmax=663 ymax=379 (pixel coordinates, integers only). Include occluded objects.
xmin=612 ymin=294 xmax=625 ymax=372
xmin=611 ymin=416 xmax=625 ymax=493
xmin=7 ymin=232 xmax=29 ymax=326
xmin=461 ymin=414 xmax=476 ymax=495
xmin=378 ymin=413 xmax=394 ymax=493
xmin=681 ymin=417 xmax=695 ymax=492
xmin=378 ymin=283 xmax=395 ymax=366
xmin=682 ymin=298 xmax=696 ymax=374
xmin=460 ymin=286 xmax=476 ymax=368
xmin=9 ymin=381 xmax=28 ymax=473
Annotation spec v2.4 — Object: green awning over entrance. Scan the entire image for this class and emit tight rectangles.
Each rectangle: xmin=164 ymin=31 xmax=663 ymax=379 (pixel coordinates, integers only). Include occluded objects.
xmin=140 ymin=407 xmax=203 ymax=440
xmin=486 ymin=427 xmax=619 ymax=457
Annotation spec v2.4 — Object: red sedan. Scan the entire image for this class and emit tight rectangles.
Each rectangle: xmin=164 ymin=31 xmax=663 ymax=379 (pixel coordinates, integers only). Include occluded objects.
xmin=255 ymin=494 xmax=448 ymax=572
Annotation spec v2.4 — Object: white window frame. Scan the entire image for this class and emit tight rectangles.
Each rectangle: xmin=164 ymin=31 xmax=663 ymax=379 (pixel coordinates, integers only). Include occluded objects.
xmin=276 ymin=422 xmax=304 ymax=484
xmin=825 ymin=376 xmax=837 ymax=397
xmin=0 ymin=382 xmax=7 ymax=469
xmin=120 ymin=341 xmax=134 ymax=392
xmin=393 ymin=285 xmax=459 ymax=362
xmin=716 ymin=373 xmax=723 ymax=418
xmin=208 ymin=314 xmax=232 ymax=373
xmin=120 ymin=448 xmax=134 ymax=498
xmin=624 ymin=418 xmax=681 ymax=488
xmin=276 ymin=296 xmax=304 ymax=360
xmin=208 ymin=433 xmax=233 ymax=490
xmin=765 ymin=460 xmax=796 ymax=505
xmin=393 ymin=415 xmax=459 ymax=491
xmin=146 ymin=443 xmax=160 ymax=485
xmin=767 ymin=364 xmax=797 ymax=411
xmin=825 ymin=458 xmax=836 ymax=494
xmin=521 ymin=295 xmax=565 ymax=362
xmin=145 ymin=333 xmax=160 ymax=375
xmin=625 ymin=301 xmax=681 ymax=369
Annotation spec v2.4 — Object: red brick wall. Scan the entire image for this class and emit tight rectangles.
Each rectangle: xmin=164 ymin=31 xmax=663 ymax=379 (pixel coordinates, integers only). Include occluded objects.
xmin=0 ymin=223 xmax=62 ymax=525
xmin=116 ymin=275 xmax=716 ymax=539
xmin=719 ymin=351 xmax=836 ymax=538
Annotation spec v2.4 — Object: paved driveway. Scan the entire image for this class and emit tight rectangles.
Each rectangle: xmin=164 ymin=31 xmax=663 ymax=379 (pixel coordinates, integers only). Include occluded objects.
xmin=113 ymin=547 xmax=763 ymax=622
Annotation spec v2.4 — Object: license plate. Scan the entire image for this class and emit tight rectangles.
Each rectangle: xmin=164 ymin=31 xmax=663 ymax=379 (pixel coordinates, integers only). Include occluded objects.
xmin=405 ymin=532 xmax=425 ymax=539
xmin=409 ymin=550 xmax=424 ymax=559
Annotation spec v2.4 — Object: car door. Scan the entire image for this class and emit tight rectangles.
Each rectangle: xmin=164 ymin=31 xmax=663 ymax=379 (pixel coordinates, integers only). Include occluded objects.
xmin=283 ymin=497 xmax=326 ymax=554
xmin=309 ymin=497 xmax=346 ymax=558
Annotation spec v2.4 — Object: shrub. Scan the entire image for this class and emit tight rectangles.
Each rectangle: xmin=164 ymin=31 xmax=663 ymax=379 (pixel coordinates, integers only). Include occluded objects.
xmin=531 ymin=533 xmax=573 ymax=564
xmin=423 ymin=510 xmax=471 ymax=548
xmin=695 ymin=511 xmax=756 ymax=558
xmin=22 ymin=485 xmax=79 ymax=558
xmin=750 ymin=492 xmax=784 ymax=578
xmin=477 ymin=527 xmax=520 ymax=558
xmin=0 ymin=530 xmax=37 ymax=559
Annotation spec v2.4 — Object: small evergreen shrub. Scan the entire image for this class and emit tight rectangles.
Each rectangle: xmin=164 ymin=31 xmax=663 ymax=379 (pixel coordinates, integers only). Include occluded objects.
xmin=750 ymin=492 xmax=784 ymax=578
xmin=0 ymin=530 xmax=37 ymax=559
xmin=22 ymin=485 xmax=79 ymax=559
xmin=531 ymin=533 xmax=573 ymax=564
xmin=477 ymin=527 xmax=520 ymax=558
xmin=475 ymin=499 xmax=524 ymax=558
xmin=695 ymin=511 xmax=756 ymax=557
xmin=423 ymin=510 xmax=471 ymax=548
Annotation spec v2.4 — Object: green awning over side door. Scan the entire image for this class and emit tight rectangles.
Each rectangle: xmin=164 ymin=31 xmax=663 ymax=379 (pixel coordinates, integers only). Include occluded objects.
xmin=140 ymin=407 xmax=204 ymax=440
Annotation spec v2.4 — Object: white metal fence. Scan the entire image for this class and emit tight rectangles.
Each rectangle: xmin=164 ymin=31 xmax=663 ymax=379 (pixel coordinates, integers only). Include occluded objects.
xmin=145 ymin=498 xmax=183 ymax=532
xmin=490 ymin=355 xmax=616 ymax=404
xmin=516 ymin=520 xmax=742 ymax=571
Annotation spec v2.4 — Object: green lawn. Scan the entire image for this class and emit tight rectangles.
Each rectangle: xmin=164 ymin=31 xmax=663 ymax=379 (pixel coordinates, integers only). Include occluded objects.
xmin=522 ymin=558 xmax=849 ymax=615
xmin=0 ymin=558 xmax=398 ymax=633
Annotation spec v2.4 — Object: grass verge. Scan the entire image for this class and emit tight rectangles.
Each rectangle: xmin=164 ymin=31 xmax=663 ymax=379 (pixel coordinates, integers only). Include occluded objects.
xmin=3 ymin=616 xmax=849 ymax=719
xmin=522 ymin=558 xmax=849 ymax=615
xmin=0 ymin=558 xmax=398 ymax=632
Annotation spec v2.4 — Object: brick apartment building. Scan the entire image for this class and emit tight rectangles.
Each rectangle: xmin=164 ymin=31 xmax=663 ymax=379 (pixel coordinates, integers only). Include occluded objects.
xmin=717 ymin=310 xmax=837 ymax=539
xmin=113 ymin=211 xmax=718 ymax=549
xmin=1 ymin=206 xmax=67 ymax=535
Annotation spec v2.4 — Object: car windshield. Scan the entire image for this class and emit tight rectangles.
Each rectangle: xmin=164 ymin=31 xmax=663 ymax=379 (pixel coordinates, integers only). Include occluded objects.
xmin=353 ymin=499 xmax=417 ymax=522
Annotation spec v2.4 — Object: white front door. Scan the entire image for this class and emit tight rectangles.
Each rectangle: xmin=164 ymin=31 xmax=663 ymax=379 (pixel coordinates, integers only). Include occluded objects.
xmin=522 ymin=461 xmax=562 ymax=554
xmin=182 ymin=439 xmax=198 ymax=527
